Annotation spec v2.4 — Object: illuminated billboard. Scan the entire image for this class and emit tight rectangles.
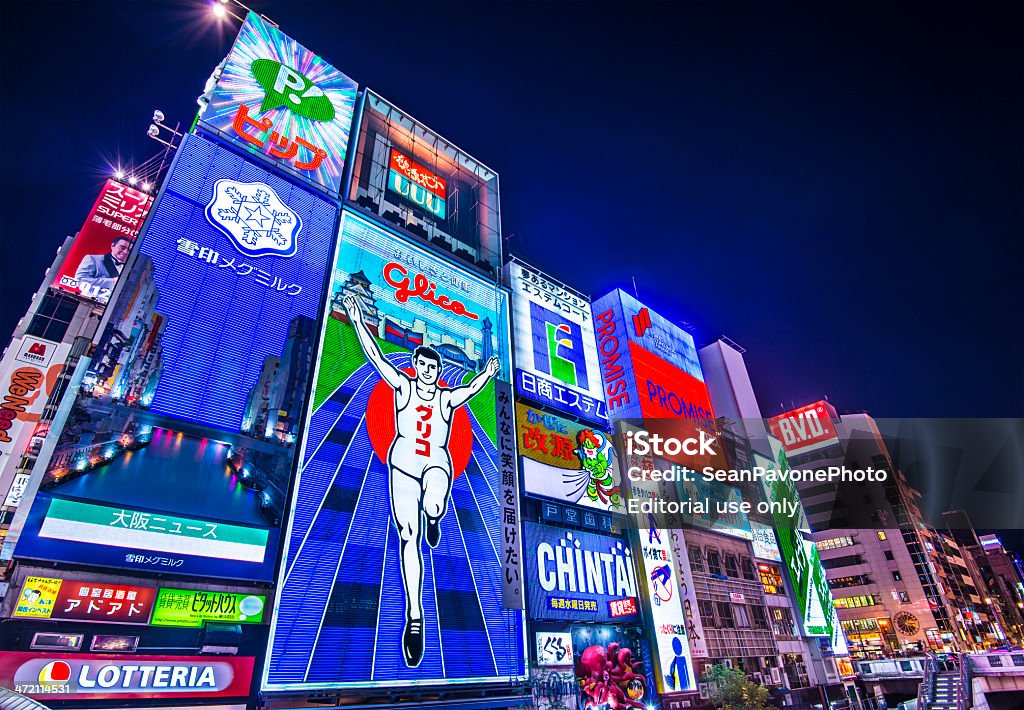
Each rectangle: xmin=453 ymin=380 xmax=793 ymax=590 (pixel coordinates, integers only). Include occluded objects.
xmin=591 ymin=290 xmax=713 ymax=427
xmin=388 ymin=148 xmax=447 ymax=219
xmin=767 ymin=400 xmax=840 ymax=456
xmin=670 ymin=464 xmax=752 ymax=540
xmin=150 ymin=588 xmax=266 ymax=627
xmin=13 ymin=133 xmax=334 ymax=581
xmin=264 ymin=210 xmax=523 ymax=689
xmin=626 ymin=482 xmax=695 ymax=691
xmin=508 ymin=262 xmax=607 ymax=424
xmin=571 ymin=626 xmax=650 ymax=710
xmin=51 ymin=179 xmax=153 ymax=303
xmin=198 ymin=12 xmax=358 ymax=195
xmin=756 ymin=441 xmax=847 ymax=654
xmin=523 ymin=523 xmax=639 ymax=623
xmin=0 ymin=653 xmax=254 ymax=701
xmin=12 ymin=577 xmax=156 ymax=623
xmin=0 ymin=336 xmax=71 ymax=502
xmin=517 ymin=403 xmax=623 ymax=514
xmin=348 ymin=92 xmax=502 ymax=270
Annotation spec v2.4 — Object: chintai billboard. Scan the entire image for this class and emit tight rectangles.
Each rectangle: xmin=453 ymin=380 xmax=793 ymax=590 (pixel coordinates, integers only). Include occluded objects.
xmin=523 ymin=523 xmax=640 ymax=624
xmin=13 ymin=132 xmax=337 ymax=582
xmin=264 ymin=210 xmax=525 ymax=690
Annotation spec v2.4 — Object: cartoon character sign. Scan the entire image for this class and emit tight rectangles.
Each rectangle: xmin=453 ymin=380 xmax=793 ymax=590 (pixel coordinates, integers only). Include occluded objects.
xmin=518 ymin=405 xmax=624 ymax=513
xmin=576 ymin=429 xmax=621 ymax=508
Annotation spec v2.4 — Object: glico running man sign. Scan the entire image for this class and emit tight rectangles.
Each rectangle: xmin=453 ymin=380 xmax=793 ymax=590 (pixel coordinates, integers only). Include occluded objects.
xmin=265 ymin=210 xmax=525 ymax=690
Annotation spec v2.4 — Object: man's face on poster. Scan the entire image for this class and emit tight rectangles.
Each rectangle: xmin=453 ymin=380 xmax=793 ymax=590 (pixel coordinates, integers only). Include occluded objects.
xmin=111 ymin=238 xmax=132 ymax=263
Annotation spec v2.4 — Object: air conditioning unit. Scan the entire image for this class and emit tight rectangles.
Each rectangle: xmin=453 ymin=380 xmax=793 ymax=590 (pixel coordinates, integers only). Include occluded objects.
xmin=722 ymin=659 xmax=733 ymax=669
xmin=770 ymin=667 xmax=783 ymax=684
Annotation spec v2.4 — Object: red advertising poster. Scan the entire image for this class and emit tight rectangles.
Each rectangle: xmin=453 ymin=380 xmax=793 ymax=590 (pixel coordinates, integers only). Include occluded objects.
xmin=51 ymin=179 xmax=153 ymax=304
xmin=767 ymin=400 xmax=839 ymax=456
xmin=389 ymin=148 xmax=447 ymax=198
xmin=0 ymin=653 xmax=254 ymax=700
xmin=51 ymin=581 xmax=157 ymax=623
xmin=629 ymin=342 xmax=724 ymax=470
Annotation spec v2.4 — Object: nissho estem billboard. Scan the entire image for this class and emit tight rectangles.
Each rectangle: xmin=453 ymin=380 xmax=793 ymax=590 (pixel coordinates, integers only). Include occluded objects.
xmin=13 ymin=133 xmax=335 ymax=581
xmin=508 ymin=262 xmax=607 ymax=425
xmin=198 ymin=12 xmax=358 ymax=195
xmin=265 ymin=210 xmax=524 ymax=690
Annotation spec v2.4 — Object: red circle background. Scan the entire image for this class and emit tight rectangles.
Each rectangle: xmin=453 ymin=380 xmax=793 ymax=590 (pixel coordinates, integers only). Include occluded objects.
xmin=365 ymin=368 xmax=474 ymax=479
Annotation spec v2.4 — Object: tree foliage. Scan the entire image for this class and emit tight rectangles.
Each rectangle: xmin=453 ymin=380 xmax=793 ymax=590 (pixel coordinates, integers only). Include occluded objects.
xmin=703 ymin=663 xmax=775 ymax=710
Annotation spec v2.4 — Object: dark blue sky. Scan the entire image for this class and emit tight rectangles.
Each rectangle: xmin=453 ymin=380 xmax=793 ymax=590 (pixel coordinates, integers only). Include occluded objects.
xmin=2 ymin=0 xmax=1021 ymax=418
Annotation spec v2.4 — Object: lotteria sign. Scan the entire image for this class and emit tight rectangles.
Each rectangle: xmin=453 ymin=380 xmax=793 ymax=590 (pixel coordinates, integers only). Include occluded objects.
xmin=768 ymin=400 xmax=840 ymax=456
xmin=523 ymin=523 xmax=639 ymax=623
xmin=1 ymin=653 xmax=254 ymax=700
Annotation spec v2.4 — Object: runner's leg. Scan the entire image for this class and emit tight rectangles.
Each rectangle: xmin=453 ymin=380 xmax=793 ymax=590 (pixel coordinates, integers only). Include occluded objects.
xmin=390 ymin=465 xmax=424 ymax=621
xmin=422 ymin=464 xmax=453 ymax=548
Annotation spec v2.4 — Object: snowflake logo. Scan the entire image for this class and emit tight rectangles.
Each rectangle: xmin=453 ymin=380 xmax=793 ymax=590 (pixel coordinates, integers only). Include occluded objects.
xmin=205 ymin=179 xmax=302 ymax=258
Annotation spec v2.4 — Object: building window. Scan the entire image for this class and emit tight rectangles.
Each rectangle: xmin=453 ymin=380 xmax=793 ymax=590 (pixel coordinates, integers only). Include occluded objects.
xmin=830 ymin=575 xmax=872 ymax=589
xmin=898 ymin=591 xmax=911 ymax=603
xmin=772 ymin=607 xmax=797 ymax=637
xmin=751 ymin=605 xmax=769 ymax=630
xmin=892 ymin=571 xmax=902 ymax=581
xmin=741 ymin=557 xmax=756 ymax=581
xmin=689 ymin=546 xmax=704 ymax=573
xmin=734 ymin=605 xmax=751 ymax=627
xmin=884 ymin=550 xmax=895 ymax=561
xmin=716 ymin=602 xmax=735 ymax=628
xmin=26 ymin=292 xmax=79 ymax=342
xmin=706 ymin=549 xmax=722 ymax=576
xmin=834 ymin=595 xmax=880 ymax=609
xmin=816 ymin=535 xmax=856 ymax=551
xmin=724 ymin=553 xmax=739 ymax=578
xmin=759 ymin=564 xmax=785 ymax=595
xmin=877 ymin=531 xmax=887 ymax=541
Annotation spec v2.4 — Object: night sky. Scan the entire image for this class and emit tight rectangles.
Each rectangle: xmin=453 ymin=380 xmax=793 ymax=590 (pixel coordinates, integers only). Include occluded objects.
xmin=1 ymin=1 xmax=1021 ymax=420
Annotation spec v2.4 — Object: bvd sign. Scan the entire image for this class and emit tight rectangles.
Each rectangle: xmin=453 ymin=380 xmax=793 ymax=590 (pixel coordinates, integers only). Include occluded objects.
xmin=768 ymin=400 xmax=839 ymax=456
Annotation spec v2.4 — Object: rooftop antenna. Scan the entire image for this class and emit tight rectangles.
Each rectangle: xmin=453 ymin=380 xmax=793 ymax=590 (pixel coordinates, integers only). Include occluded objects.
xmin=631 ymin=276 xmax=639 ymax=299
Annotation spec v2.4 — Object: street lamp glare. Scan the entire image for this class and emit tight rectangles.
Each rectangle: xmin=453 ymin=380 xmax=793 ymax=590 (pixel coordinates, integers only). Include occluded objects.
xmin=212 ymin=3 xmax=226 ymax=18
xmin=128 ymin=176 xmax=137 ymax=185
xmin=115 ymin=170 xmax=124 ymax=180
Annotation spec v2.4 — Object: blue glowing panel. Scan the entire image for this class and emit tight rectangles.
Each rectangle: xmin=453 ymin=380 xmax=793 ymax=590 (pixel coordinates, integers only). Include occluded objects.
xmin=140 ymin=133 xmax=335 ymax=431
xmin=263 ymin=211 xmax=524 ymax=690
xmin=522 ymin=523 xmax=640 ymax=623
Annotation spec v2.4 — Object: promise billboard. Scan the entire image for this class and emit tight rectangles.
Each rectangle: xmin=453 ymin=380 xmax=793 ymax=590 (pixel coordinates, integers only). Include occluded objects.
xmin=14 ymin=133 xmax=336 ymax=581
xmin=265 ymin=210 xmax=524 ymax=690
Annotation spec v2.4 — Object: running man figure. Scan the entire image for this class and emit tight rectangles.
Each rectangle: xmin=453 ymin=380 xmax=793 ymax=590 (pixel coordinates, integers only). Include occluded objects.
xmin=343 ymin=295 xmax=500 ymax=667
